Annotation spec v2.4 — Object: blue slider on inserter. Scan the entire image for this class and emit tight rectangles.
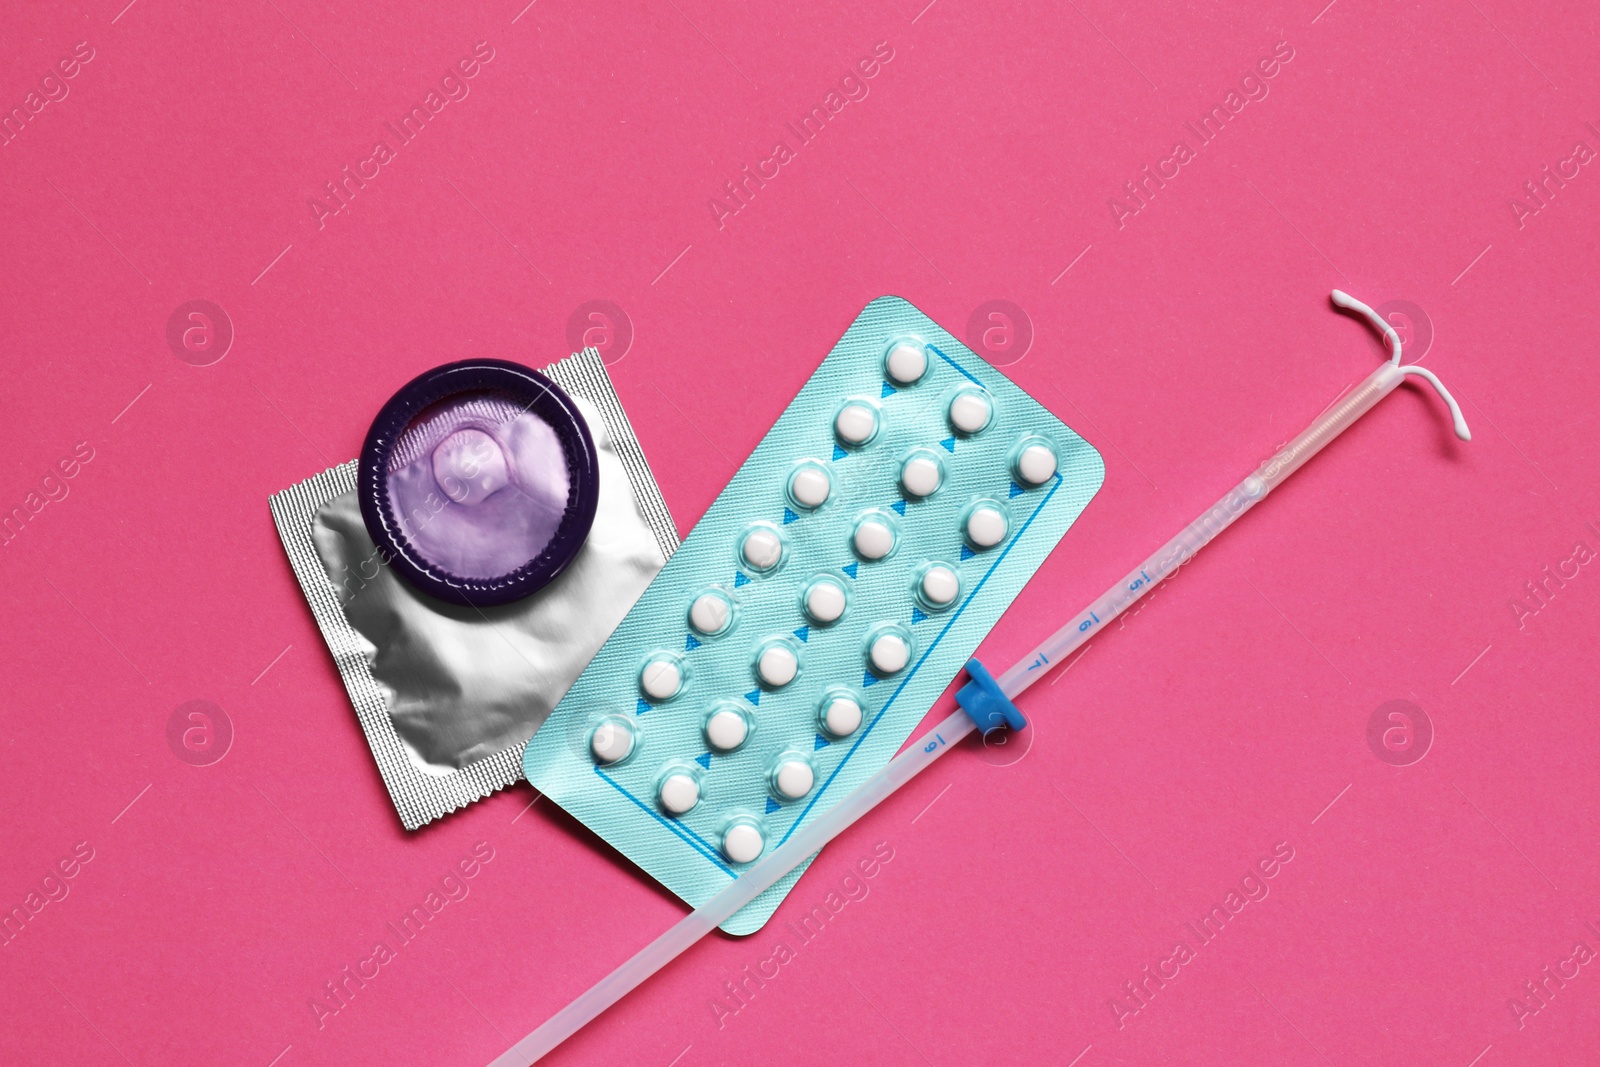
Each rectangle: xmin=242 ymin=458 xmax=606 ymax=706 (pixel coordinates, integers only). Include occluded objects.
xmin=955 ymin=658 xmax=1027 ymax=734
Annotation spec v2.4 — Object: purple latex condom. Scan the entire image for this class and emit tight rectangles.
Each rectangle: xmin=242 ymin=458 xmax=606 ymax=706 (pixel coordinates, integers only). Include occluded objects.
xmin=359 ymin=360 xmax=599 ymax=606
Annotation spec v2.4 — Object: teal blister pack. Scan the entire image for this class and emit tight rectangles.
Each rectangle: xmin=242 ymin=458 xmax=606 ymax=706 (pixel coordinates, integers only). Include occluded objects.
xmin=523 ymin=296 xmax=1104 ymax=933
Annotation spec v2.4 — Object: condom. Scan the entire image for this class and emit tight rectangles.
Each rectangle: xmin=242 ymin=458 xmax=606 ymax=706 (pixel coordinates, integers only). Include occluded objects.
xmin=272 ymin=347 xmax=677 ymax=829
xmin=358 ymin=360 xmax=600 ymax=606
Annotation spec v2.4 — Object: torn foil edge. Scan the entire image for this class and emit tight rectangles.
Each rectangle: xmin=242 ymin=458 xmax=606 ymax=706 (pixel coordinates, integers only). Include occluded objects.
xmin=267 ymin=347 xmax=680 ymax=829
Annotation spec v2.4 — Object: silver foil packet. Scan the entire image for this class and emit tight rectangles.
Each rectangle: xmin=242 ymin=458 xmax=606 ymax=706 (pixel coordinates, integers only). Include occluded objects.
xmin=269 ymin=348 xmax=678 ymax=828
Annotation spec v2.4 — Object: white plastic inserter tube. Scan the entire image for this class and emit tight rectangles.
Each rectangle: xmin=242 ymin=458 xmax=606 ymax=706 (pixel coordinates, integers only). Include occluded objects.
xmin=486 ymin=291 xmax=1471 ymax=1067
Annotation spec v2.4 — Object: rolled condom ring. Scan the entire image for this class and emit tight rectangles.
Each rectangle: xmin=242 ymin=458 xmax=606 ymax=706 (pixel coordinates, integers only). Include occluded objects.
xmin=359 ymin=359 xmax=600 ymax=606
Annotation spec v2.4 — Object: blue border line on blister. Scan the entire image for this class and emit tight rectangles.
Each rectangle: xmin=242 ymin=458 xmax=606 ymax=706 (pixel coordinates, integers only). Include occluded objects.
xmin=595 ymin=340 xmax=1065 ymax=883
xmin=929 ymin=343 xmax=983 ymax=386
xmin=594 ymin=765 xmax=737 ymax=875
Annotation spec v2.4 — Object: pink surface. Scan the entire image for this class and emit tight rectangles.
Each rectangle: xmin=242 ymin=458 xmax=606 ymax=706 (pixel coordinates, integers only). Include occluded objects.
xmin=1 ymin=1 xmax=1596 ymax=1064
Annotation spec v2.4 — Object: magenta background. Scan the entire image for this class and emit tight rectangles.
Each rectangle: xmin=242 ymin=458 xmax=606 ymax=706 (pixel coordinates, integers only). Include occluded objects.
xmin=2 ymin=1 xmax=1598 ymax=1064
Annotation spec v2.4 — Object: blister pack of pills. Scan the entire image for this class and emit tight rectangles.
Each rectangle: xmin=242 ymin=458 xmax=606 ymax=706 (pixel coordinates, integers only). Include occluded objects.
xmin=522 ymin=296 xmax=1105 ymax=933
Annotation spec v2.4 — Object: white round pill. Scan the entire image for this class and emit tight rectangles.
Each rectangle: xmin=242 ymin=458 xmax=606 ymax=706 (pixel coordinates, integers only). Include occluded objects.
xmin=788 ymin=465 xmax=831 ymax=509
xmin=822 ymin=696 xmax=863 ymax=737
xmin=900 ymin=455 xmax=942 ymax=497
xmin=722 ymin=822 xmax=765 ymax=863
xmin=774 ymin=759 xmax=815 ymax=800
xmin=869 ymin=632 xmax=910 ymax=674
xmin=834 ymin=402 xmax=878 ymax=445
xmin=885 ymin=342 xmax=928 ymax=384
xmin=853 ymin=519 xmax=895 ymax=560
xmin=1017 ymin=443 xmax=1058 ymax=485
xmin=658 ymin=772 xmax=700 ymax=814
xmin=757 ymin=644 xmax=798 ymax=687
xmin=804 ymin=579 xmax=847 ymax=624
xmin=689 ymin=592 xmax=731 ymax=635
xmin=590 ymin=719 xmax=635 ymax=765
xmin=741 ymin=527 xmax=783 ymax=571
xmin=705 ymin=708 xmax=748 ymax=751
xmin=920 ymin=565 xmax=959 ymax=607
xmin=966 ymin=506 xmax=1009 ymax=548
xmin=640 ymin=658 xmax=682 ymax=700
xmin=949 ymin=391 xmax=993 ymax=434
